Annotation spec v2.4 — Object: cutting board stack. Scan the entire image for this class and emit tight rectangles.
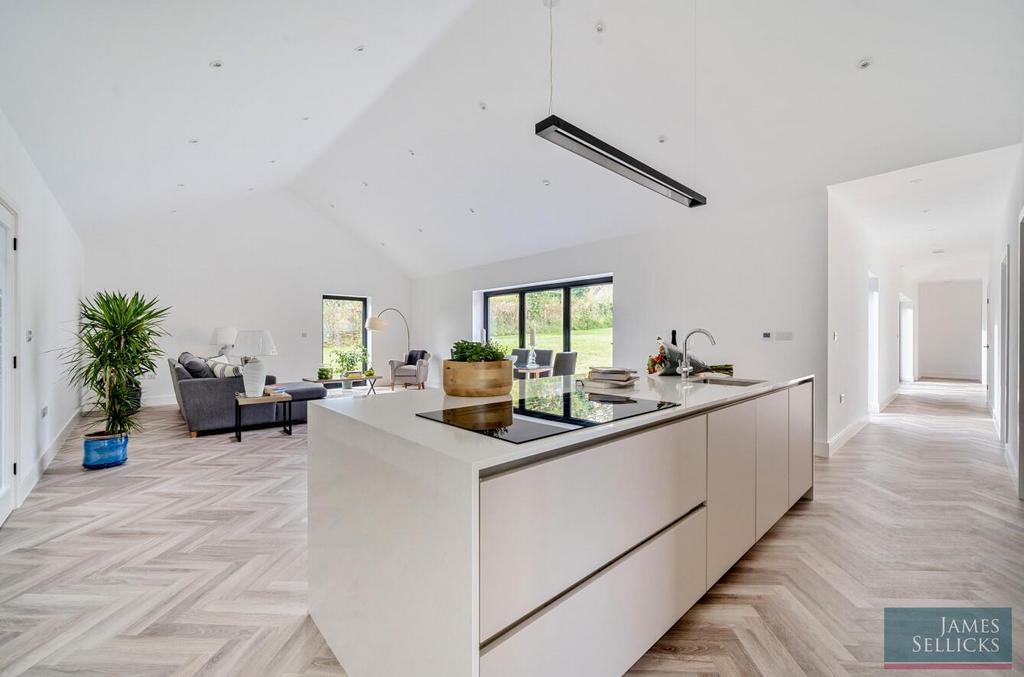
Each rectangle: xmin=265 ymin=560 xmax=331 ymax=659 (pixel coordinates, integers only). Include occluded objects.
xmin=578 ymin=367 xmax=639 ymax=389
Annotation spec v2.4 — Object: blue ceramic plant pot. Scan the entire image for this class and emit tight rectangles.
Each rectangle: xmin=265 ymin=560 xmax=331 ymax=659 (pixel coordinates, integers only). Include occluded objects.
xmin=83 ymin=432 xmax=128 ymax=469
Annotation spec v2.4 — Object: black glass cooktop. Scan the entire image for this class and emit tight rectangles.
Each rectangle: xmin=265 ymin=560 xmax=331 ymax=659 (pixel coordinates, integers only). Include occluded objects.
xmin=416 ymin=383 xmax=679 ymax=444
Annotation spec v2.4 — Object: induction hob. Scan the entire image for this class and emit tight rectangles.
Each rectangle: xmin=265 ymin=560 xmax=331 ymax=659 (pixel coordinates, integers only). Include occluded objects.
xmin=416 ymin=387 xmax=679 ymax=444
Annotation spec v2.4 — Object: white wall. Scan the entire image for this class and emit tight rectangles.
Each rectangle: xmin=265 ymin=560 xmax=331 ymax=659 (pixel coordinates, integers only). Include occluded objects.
xmin=0 ymin=107 xmax=84 ymax=504
xmin=83 ymin=189 xmax=412 ymax=405
xmin=826 ymin=193 xmax=904 ymax=453
xmin=410 ymin=192 xmax=829 ymax=454
xmin=917 ymin=280 xmax=983 ymax=380
xmin=987 ymin=140 xmax=1024 ymax=497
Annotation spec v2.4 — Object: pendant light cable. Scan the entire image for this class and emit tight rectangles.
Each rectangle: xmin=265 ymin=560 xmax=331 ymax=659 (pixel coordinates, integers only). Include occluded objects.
xmin=548 ymin=0 xmax=555 ymax=115
xmin=692 ymin=0 xmax=697 ymax=182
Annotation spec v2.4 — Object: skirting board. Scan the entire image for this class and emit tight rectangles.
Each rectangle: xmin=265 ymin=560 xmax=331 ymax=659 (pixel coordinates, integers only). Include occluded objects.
xmin=16 ymin=409 xmax=80 ymax=508
xmin=827 ymin=416 xmax=867 ymax=456
xmin=917 ymin=372 xmax=982 ymax=382
xmin=877 ymin=391 xmax=897 ymax=412
xmin=142 ymin=393 xmax=178 ymax=407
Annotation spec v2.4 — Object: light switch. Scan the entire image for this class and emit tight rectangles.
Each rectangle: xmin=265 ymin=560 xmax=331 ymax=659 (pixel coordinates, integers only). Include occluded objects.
xmin=25 ymin=330 xmax=32 ymax=343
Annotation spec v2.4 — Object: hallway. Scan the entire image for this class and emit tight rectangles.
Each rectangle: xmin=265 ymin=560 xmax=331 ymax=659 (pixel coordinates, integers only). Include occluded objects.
xmin=0 ymin=382 xmax=1020 ymax=675
xmin=628 ymin=380 xmax=1024 ymax=675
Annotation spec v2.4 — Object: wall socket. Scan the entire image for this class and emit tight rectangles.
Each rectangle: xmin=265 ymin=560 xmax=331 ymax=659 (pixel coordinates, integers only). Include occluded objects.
xmin=40 ymin=405 xmax=48 ymax=419
xmin=25 ymin=330 xmax=32 ymax=343
xmin=839 ymin=394 xmax=845 ymax=404
xmin=775 ymin=331 xmax=794 ymax=341
xmin=762 ymin=331 xmax=772 ymax=340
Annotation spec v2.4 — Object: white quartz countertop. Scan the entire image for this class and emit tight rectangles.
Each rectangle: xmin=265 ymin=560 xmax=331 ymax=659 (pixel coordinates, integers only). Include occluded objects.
xmin=311 ymin=372 xmax=814 ymax=473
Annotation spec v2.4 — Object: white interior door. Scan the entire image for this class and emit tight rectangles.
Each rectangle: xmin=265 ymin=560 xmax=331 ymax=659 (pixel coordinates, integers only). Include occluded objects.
xmin=0 ymin=200 xmax=15 ymax=526
xmin=899 ymin=302 xmax=914 ymax=383
xmin=1000 ymin=248 xmax=1009 ymax=445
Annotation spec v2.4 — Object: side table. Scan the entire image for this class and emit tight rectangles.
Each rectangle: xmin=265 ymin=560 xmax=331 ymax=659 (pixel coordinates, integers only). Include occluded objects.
xmin=235 ymin=389 xmax=292 ymax=442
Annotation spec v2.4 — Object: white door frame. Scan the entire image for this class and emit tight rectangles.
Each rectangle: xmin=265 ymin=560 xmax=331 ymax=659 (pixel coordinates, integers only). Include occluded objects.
xmin=1017 ymin=211 xmax=1024 ymax=501
xmin=0 ymin=195 xmax=19 ymax=525
xmin=1001 ymin=246 xmax=1010 ymax=445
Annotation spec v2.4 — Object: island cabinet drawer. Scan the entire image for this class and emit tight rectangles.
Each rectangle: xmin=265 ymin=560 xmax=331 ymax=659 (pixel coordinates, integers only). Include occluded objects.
xmin=480 ymin=507 xmax=707 ymax=677
xmin=479 ymin=415 xmax=707 ymax=642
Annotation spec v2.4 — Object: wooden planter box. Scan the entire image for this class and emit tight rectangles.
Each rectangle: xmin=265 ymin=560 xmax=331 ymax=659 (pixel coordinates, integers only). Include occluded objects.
xmin=443 ymin=360 xmax=513 ymax=397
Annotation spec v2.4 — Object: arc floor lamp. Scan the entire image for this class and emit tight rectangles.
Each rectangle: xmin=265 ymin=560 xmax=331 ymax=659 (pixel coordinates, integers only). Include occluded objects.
xmin=365 ymin=307 xmax=411 ymax=354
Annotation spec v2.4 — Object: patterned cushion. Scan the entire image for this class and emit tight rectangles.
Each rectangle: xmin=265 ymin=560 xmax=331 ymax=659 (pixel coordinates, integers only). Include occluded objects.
xmin=206 ymin=357 xmax=242 ymax=378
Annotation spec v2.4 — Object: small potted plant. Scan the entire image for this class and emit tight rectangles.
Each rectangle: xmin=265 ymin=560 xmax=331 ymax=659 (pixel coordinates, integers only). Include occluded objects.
xmin=443 ymin=340 xmax=512 ymax=397
xmin=333 ymin=346 xmax=368 ymax=388
xmin=317 ymin=365 xmax=333 ymax=380
xmin=62 ymin=291 xmax=169 ymax=469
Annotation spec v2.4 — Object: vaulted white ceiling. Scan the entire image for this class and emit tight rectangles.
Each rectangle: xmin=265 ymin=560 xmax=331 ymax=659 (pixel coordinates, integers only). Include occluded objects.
xmin=1 ymin=0 xmax=1023 ymax=277
xmin=0 ymin=0 xmax=473 ymax=231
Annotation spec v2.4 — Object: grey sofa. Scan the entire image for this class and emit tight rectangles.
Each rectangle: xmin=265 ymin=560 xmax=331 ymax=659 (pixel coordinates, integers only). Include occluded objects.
xmin=168 ymin=355 xmax=326 ymax=436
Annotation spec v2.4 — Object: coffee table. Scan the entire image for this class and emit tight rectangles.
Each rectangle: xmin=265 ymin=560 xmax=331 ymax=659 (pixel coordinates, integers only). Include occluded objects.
xmin=303 ymin=376 xmax=379 ymax=394
xmin=235 ymin=389 xmax=292 ymax=442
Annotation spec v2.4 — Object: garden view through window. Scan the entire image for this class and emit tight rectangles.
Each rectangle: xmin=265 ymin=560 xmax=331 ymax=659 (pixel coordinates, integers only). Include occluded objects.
xmin=485 ymin=278 xmax=613 ymax=370
xmin=322 ymin=295 xmax=367 ymax=370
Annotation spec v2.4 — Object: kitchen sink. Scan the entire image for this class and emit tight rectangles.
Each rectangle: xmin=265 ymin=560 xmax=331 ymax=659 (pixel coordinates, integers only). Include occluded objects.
xmin=690 ymin=377 xmax=765 ymax=387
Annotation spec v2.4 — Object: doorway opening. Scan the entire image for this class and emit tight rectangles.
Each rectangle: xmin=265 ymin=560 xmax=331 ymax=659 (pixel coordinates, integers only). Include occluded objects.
xmin=867 ymin=273 xmax=880 ymax=413
xmin=0 ymin=197 xmax=16 ymax=526
xmin=899 ymin=296 xmax=914 ymax=383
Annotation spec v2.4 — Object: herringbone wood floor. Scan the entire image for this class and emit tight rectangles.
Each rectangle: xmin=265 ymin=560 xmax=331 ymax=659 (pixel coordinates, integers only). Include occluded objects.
xmin=0 ymin=381 xmax=1020 ymax=676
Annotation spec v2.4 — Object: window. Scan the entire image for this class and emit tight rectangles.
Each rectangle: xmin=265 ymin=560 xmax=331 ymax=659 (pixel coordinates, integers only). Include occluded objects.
xmin=322 ymin=295 xmax=367 ymax=367
xmin=484 ymin=277 xmax=613 ymax=370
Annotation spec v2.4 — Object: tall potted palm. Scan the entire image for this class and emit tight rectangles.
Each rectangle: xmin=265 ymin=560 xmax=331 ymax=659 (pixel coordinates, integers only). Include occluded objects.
xmin=62 ymin=291 xmax=169 ymax=469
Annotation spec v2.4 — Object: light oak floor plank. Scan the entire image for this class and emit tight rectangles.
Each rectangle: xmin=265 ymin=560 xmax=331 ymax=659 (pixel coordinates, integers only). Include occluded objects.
xmin=0 ymin=380 xmax=1020 ymax=675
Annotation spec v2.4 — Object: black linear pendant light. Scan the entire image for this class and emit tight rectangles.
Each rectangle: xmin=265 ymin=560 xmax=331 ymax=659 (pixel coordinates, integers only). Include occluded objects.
xmin=534 ymin=1 xmax=706 ymax=207
xmin=535 ymin=115 xmax=707 ymax=207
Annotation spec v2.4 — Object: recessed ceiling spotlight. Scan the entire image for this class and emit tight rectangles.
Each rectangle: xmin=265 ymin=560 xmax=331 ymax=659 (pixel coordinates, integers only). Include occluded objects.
xmin=329 ymin=202 xmax=336 ymax=209
xmin=657 ymin=135 xmax=667 ymax=144
xmin=176 ymin=183 xmax=185 ymax=188
xmin=910 ymin=178 xmax=923 ymax=183
xmin=379 ymin=241 xmax=386 ymax=247
xmin=479 ymin=101 xmax=488 ymax=110
xmin=354 ymin=45 xmax=366 ymax=53
xmin=361 ymin=181 xmax=369 ymax=187
xmin=301 ymin=116 xmax=310 ymax=121
xmin=926 ymin=226 xmax=937 ymax=232
xmin=247 ymin=187 xmax=254 ymax=191
xmin=921 ymin=208 xmax=931 ymax=213
xmin=542 ymin=179 xmax=551 ymax=186
xmin=417 ymin=227 xmax=424 ymax=233
xmin=188 ymin=138 xmax=199 ymax=144
xmin=408 ymin=149 xmax=416 ymax=157
xmin=595 ymin=21 xmax=605 ymax=33
xmin=209 ymin=60 xmax=223 ymax=69
xmin=170 ymin=209 xmax=178 ymax=214
xmin=269 ymin=159 xmax=276 ymax=164
xmin=932 ymin=248 xmax=945 ymax=255
xmin=856 ymin=56 xmax=873 ymax=70
xmin=469 ymin=207 xmax=476 ymax=214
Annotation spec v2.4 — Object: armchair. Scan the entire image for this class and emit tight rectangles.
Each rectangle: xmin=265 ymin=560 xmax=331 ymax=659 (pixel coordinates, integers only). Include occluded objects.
xmin=389 ymin=350 xmax=431 ymax=390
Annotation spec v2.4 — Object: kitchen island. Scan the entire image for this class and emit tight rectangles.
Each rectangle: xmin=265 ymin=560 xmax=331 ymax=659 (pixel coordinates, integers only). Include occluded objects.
xmin=308 ymin=373 xmax=814 ymax=677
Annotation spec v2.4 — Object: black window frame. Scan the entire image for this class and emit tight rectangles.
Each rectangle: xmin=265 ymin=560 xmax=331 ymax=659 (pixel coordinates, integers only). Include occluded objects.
xmin=482 ymin=276 xmax=613 ymax=353
xmin=321 ymin=294 xmax=369 ymax=367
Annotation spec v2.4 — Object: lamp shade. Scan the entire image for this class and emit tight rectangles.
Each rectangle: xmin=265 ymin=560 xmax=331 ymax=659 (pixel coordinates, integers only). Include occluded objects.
xmin=210 ymin=326 xmax=238 ymax=346
xmin=232 ymin=329 xmax=278 ymax=357
xmin=365 ymin=316 xmax=389 ymax=332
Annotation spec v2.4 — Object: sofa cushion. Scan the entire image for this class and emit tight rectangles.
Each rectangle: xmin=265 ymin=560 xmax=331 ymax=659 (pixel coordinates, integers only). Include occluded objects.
xmin=394 ymin=365 xmax=418 ymax=376
xmin=181 ymin=354 xmax=214 ymax=379
xmin=206 ymin=357 xmax=243 ymax=377
xmin=275 ymin=381 xmax=328 ymax=402
xmin=406 ymin=349 xmax=429 ymax=365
